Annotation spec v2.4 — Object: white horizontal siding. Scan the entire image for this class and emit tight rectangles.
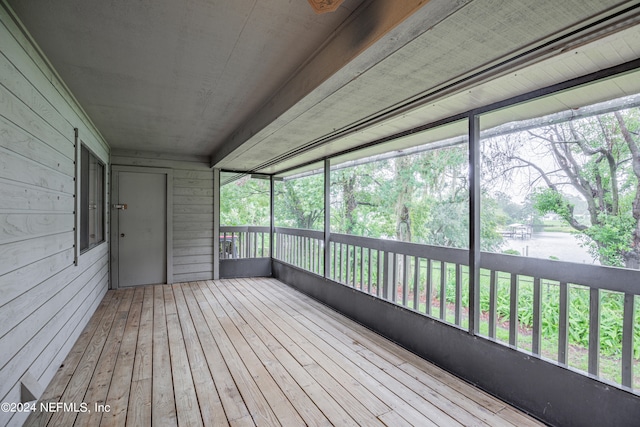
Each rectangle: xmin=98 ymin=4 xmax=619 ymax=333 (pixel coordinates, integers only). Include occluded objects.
xmin=111 ymin=153 xmax=214 ymax=284
xmin=0 ymin=4 xmax=110 ymax=426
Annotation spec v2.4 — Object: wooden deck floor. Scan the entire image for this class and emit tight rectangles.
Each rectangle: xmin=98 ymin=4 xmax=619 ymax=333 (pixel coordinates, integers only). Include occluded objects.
xmin=26 ymin=278 xmax=543 ymax=427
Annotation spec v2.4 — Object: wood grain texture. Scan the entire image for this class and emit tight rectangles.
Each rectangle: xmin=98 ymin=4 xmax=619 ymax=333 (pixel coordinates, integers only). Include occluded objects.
xmin=25 ymin=279 xmax=543 ymax=427
xmin=0 ymin=5 xmax=110 ymax=426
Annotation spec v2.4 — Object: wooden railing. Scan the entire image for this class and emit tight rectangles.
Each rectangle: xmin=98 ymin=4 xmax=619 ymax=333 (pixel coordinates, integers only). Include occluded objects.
xmin=271 ymin=227 xmax=639 ymax=391
xmin=219 ymin=226 xmax=270 ymax=259
xmin=274 ymin=227 xmax=324 ymax=276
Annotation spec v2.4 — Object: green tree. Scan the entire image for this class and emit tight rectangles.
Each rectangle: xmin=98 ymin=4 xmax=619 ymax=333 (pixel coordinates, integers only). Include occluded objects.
xmin=485 ymin=104 xmax=640 ymax=268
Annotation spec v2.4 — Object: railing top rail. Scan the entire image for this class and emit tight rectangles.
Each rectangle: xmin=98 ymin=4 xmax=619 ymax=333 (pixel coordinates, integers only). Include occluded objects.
xmin=330 ymin=232 xmax=468 ymax=265
xmin=275 ymin=227 xmax=324 ymax=239
xmin=480 ymin=252 xmax=640 ymax=295
xmin=329 ymin=232 xmax=640 ymax=295
xmin=220 ymin=225 xmax=270 ymax=233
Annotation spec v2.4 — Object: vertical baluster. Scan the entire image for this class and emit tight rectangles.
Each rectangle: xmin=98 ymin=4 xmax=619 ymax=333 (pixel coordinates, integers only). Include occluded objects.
xmin=377 ymin=250 xmax=383 ymax=298
xmin=621 ymin=292 xmax=634 ymax=387
xmin=317 ymin=239 xmax=321 ymax=275
xmin=425 ymin=259 xmax=432 ymax=316
xmin=413 ymin=257 xmax=420 ymax=311
xmin=253 ymin=231 xmax=257 ymax=258
xmin=392 ymin=253 xmax=398 ymax=303
xmin=346 ymin=245 xmax=352 ymax=286
xmin=402 ymin=254 xmax=408 ymax=306
xmin=352 ymin=245 xmax=357 ymax=288
xmin=489 ymin=271 xmax=497 ymax=339
xmin=532 ymin=277 xmax=542 ymax=356
xmin=367 ymin=248 xmax=372 ymax=294
xmin=339 ymin=243 xmax=344 ymax=283
xmin=246 ymin=232 xmax=250 ymax=258
xmin=332 ymin=242 xmax=337 ymax=280
xmin=439 ymin=262 xmax=446 ymax=321
xmin=308 ymin=237 xmax=311 ymax=271
xmin=359 ymin=247 xmax=364 ymax=290
xmin=382 ymin=251 xmax=390 ymax=300
xmin=558 ymin=282 xmax=569 ymax=365
xmin=455 ymin=264 xmax=462 ymax=326
xmin=223 ymin=232 xmax=227 ymax=259
xmin=509 ymin=273 xmax=518 ymax=347
xmin=588 ymin=287 xmax=600 ymax=376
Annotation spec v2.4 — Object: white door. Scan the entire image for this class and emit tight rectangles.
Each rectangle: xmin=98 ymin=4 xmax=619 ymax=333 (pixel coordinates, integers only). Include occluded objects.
xmin=117 ymin=170 xmax=167 ymax=287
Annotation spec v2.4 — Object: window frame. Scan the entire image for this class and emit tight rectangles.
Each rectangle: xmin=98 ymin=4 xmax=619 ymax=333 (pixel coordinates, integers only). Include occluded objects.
xmin=75 ymin=130 xmax=106 ymax=264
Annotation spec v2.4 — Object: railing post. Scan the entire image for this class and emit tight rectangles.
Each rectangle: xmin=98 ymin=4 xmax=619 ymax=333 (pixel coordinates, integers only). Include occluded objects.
xmin=558 ymin=282 xmax=569 ymax=365
xmin=469 ymin=113 xmax=481 ymax=334
xmin=324 ymin=159 xmax=331 ymax=279
xmin=588 ymin=287 xmax=600 ymax=375
xmin=622 ymin=292 xmax=634 ymax=387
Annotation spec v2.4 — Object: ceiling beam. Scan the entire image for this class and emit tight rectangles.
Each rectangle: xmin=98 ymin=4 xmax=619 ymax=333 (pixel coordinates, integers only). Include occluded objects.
xmin=210 ymin=0 xmax=472 ymax=168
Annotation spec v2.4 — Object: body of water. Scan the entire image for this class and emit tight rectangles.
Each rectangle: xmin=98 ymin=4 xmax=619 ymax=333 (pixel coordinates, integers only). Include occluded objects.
xmin=501 ymin=231 xmax=598 ymax=264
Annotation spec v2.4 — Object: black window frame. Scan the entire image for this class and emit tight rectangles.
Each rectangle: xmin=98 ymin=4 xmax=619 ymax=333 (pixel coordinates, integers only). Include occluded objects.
xmin=79 ymin=144 xmax=105 ymax=253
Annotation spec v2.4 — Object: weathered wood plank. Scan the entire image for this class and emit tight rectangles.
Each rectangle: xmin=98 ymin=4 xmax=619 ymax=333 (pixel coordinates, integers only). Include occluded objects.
xmin=164 ymin=285 xmax=204 ymax=427
xmin=30 ymin=280 xmax=544 ymax=427
xmin=0 ymin=213 xmax=73 ymax=245
xmin=173 ymin=255 xmax=213 ymax=266
xmin=173 ymin=187 xmax=213 ymax=197
xmin=224 ymin=279 xmax=389 ymax=424
xmin=23 ymin=291 xmax=114 ymax=427
xmin=251 ymin=278 xmax=500 ymax=426
xmin=0 ymin=82 xmax=73 ymax=157
xmin=173 ymin=246 xmax=214 ymax=257
xmin=126 ymin=286 xmax=154 ymax=427
xmin=173 ymin=238 xmax=214 ymax=248
xmin=173 ymin=263 xmax=213 ymax=275
xmin=172 ymin=284 xmax=228 ymax=427
xmin=0 ymin=114 xmax=74 ymax=172
xmin=152 ymin=286 xmax=177 ymax=427
xmin=0 ymin=231 xmax=73 ymax=276
xmin=42 ymin=275 xmax=119 ymax=427
xmin=182 ymin=283 xmax=251 ymax=424
xmin=172 ymin=272 xmax=213 ymax=283
xmin=31 ymin=274 xmax=107 ymax=383
xmin=173 ymin=213 xmax=214 ymax=223
xmin=0 ymin=178 xmax=74 ymax=213
xmin=73 ymin=288 xmax=134 ymax=426
xmin=0 ymin=258 xmax=108 ymax=382
xmin=193 ymin=281 xmax=281 ymax=426
xmin=0 ymin=49 xmax=73 ymax=150
xmin=0 ymin=248 xmax=72 ymax=307
xmin=99 ymin=287 xmax=144 ymax=427
xmin=173 ymin=195 xmax=214 ymax=206
xmin=174 ymin=178 xmax=214 ymax=188
xmin=211 ymin=279 xmax=331 ymax=427
xmin=173 ymin=204 xmax=214 ymax=214
xmin=172 ymin=170 xmax=214 ymax=180
xmin=0 ymin=145 xmax=74 ymax=194
xmin=0 ymin=16 xmax=108 ymax=155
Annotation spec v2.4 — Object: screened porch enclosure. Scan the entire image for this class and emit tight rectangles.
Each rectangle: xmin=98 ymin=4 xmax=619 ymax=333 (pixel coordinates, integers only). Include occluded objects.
xmin=4 ymin=1 xmax=640 ymax=426
xmin=215 ymin=65 xmax=640 ymax=427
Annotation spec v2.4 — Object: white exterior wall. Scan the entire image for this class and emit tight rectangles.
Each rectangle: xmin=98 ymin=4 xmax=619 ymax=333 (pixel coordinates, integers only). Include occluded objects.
xmin=0 ymin=4 xmax=110 ymax=426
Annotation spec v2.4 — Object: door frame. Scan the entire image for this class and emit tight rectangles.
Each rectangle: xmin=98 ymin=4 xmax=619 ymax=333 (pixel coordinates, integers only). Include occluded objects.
xmin=110 ymin=165 xmax=173 ymax=289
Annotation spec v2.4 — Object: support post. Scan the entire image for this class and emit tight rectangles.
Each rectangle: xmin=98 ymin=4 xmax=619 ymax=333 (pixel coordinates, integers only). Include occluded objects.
xmin=324 ymin=159 xmax=331 ymax=278
xmin=270 ymin=175 xmax=275 ymax=259
xmin=213 ymin=168 xmax=221 ymax=280
xmin=469 ymin=114 xmax=481 ymax=334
